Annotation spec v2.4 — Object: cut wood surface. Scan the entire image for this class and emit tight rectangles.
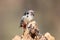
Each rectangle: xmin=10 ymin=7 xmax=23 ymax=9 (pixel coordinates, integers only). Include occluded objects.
xmin=12 ymin=32 xmax=55 ymax=40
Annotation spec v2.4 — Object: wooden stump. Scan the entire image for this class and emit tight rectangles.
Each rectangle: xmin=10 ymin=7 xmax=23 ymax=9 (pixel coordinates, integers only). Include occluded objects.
xmin=12 ymin=32 xmax=55 ymax=40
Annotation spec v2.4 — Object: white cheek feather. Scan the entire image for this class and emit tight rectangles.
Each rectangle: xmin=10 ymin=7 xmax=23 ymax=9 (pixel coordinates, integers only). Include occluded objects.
xmin=27 ymin=16 xmax=33 ymax=21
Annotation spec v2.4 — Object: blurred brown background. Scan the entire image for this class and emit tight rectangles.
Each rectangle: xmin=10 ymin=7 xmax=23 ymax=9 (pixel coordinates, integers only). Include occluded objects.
xmin=0 ymin=0 xmax=60 ymax=40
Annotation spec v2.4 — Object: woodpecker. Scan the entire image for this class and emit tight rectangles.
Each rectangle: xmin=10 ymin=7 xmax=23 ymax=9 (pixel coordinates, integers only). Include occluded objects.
xmin=20 ymin=10 xmax=34 ymax=29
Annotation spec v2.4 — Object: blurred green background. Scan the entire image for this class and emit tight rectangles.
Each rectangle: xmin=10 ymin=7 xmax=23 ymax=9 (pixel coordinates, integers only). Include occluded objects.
xmin=0 ymin=0 xmax=60 ymax=40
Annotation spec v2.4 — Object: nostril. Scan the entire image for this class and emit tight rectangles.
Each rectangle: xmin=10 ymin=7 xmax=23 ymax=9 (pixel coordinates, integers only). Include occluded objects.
xmin=27 ymin=16 xmax=28 ymax=17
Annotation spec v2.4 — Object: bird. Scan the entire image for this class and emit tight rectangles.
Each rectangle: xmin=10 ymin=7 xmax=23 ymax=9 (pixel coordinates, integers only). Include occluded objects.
xmin=20 ymin=10 xmax=35 ymax=29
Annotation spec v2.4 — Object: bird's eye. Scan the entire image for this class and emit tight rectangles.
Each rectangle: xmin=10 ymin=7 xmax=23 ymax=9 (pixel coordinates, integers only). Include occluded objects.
xmin=27 ymin=13 xmax=29 ymax=15
xmin=24 ymin=12 xmax=29 ymax=15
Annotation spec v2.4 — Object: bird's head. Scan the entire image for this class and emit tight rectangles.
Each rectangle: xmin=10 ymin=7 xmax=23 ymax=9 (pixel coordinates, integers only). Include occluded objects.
xmin=23 ymin=10 xmax=34 ymax=22
xmin=20 ymin=10 xmax=35 ymax=29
